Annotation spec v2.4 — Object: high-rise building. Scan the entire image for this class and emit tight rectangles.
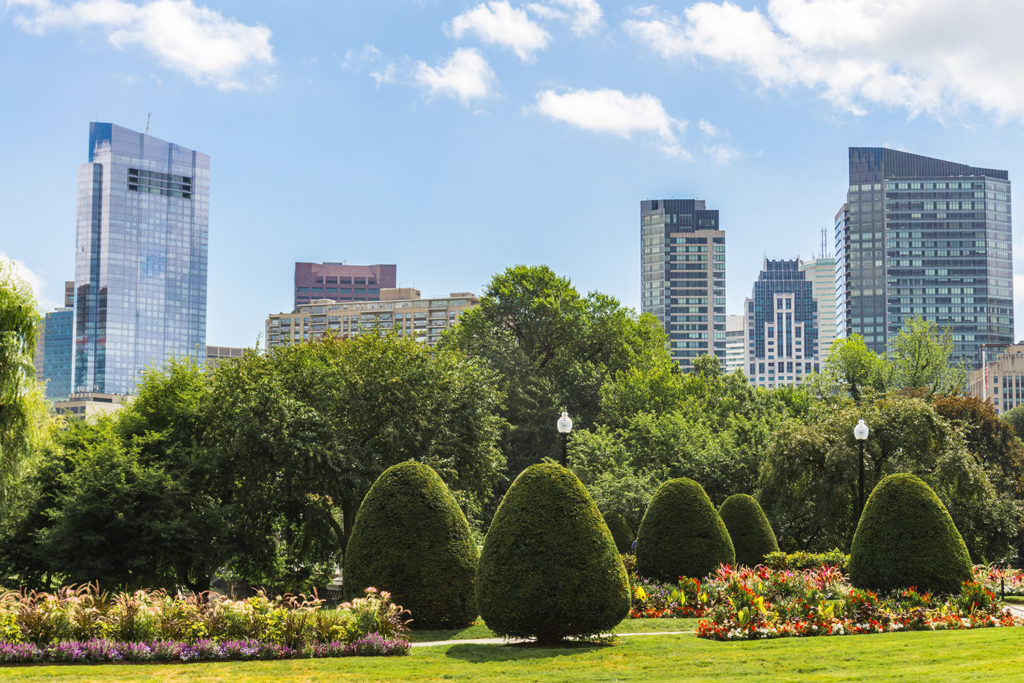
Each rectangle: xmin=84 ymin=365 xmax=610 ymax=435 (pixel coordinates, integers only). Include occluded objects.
xmin=799 ymin=256 xmax=837 ymax=357
xmin=34 ymin=281 xmax=75 ymax=400
xmin=266 ymin=288 xmax=477 ymax=350
xmin=724 ymin=314 xmax=745 ymax=374
xmin=835 ymin=148 xmax=1013 ymax=366
xmin=743 ymin=258 xmax=821 ymax=388
xmin=205 ymin=345 xmax=245 ymax=368
xmin=640 ymin=199 xmax=726 ymax=370
xmin=73 ymin=123 xmax=209 ymax=395
xmin=294 ymin=262 xmax=397 ymax=309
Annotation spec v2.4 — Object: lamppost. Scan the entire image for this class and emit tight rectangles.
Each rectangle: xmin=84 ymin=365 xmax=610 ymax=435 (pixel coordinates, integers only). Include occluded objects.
xmin=557 ymin=411 xmax=573 ymax=467
xmin=854 ymin=419 xmax=870 ymax=518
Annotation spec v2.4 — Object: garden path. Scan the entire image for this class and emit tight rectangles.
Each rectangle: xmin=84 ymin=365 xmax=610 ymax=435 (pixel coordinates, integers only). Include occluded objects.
xmin=412 ymin=631 xmax=694 ymax=648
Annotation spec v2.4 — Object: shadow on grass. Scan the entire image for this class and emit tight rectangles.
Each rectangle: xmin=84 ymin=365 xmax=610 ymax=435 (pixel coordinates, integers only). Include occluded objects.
xmin=445 ymin=640 xmax=610 ymax=663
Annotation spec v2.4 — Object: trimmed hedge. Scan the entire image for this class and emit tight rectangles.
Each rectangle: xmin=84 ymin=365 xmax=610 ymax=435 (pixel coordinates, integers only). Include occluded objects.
xmin=342 ymin=461 xmax=477 ymax=629
xmin=849 ymin=473 xmax=973 ymax=594
xmin=718 ymin=494 xmax=779 ymax=567
xmin=603 ymin=511 xmax=634 ymax=554
xmin=635 ymin=478 xmax=735 ymax=581
xmin=476 ymin=463 xmax=630 ymax=644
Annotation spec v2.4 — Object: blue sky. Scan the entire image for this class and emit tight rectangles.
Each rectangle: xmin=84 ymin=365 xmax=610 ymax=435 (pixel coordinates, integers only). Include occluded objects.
xmin=3 ymin=0 xmax=1024 ymax=348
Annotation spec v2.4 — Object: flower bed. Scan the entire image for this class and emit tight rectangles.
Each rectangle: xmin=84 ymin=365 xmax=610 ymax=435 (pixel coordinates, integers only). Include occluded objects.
xmin=0 ymin=585 xmax=410 ymax=663
xmin=974 ymin=564 xmax=1024 ymax=597
xmin=695 ymin=565 xmax=1021 ymax=641
xmin=0 ymin=634 xmax=409 ymax=664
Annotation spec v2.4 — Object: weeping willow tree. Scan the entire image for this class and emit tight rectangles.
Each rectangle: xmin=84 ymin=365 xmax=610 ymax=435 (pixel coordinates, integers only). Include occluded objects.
xmin=0 ymin=260 xmax=48 ymax=506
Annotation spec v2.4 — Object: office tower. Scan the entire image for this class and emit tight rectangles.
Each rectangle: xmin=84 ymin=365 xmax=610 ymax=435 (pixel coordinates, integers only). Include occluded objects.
xmin=835 ymin=148 xmax=1013 ymax=366
xmin=294 ymin=262 xmax=397 ymax=309
xmin=970 ymin=344 xmax=1024 ymax=414
xmin=641 ymin=199 xmax=726 ymax=370
xmin=74 ymin=123 xmax=209 ymax=395
xmin=743 ymin=258 xmax=820 ymax=388
xmin=34 ymin=281 xmax=75 ymax=400
xmin=205 ymin=345 xmax=245 ymax=368
xmin=267 ymin=289 xmax=477 ymax=349
xmin=724 ymin=314 xmax=745 ymax=374
xmin=799 ymin=256 xmax=837 ymax=357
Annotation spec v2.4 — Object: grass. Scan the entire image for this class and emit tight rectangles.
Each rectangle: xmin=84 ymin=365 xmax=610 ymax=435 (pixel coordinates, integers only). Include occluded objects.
xmin=1003 ymin=595 xmax=1024 ymax=605
xmin=407 ymin=617 xmax=698 ymax=642
xmin=5 ymin=626 xmax=1024 ymax=681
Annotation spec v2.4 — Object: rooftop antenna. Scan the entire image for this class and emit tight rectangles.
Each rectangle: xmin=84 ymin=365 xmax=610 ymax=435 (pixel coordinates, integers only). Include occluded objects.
xmin=145 ymin=113 xmax=151 ymax=136
xmin=819 ymin=228 xmax=830 ymax=258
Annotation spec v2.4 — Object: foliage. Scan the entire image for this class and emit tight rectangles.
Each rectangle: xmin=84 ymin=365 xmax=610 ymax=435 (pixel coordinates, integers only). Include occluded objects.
xmin=932 ymin=393 xmax=1024 ymax=497
xmin=762 ymin=549 xmax=849 ymax=572
xmin=202 ymin=333 xmax=506 ymax=589
xmin=0 ymin=260 xmax=48 ymax=508
xmin=757 ymin=395 xmax=1018 ymax=561
xmin=476 ymin=463 xmax=629 ymax=644
xmin=1000 ymin=405 xmax=1024 ymax=442
xmin=441 ymin=265 xmax=669 ymax=481
xmin=627 ymin=573 xmax=704 ymax=619
xmin=695 ymin=564 xmax=1018 ymax=641
xmin=342 ymin=461 xmax=477 ymax=629
xmin=886 ymin=318 xmax=966 ymax=394
xmin=0 ymin=583 xmax=407 ymax=650
xmin=849 ymin=474 xmax=973 ymax=594
xmin=603 ymin=510 xmax=634 ymax=554
xmin=717 ymin=494 xmax=779 ymax=567
xmin=635 ymin=478 xmax=735 ymax=582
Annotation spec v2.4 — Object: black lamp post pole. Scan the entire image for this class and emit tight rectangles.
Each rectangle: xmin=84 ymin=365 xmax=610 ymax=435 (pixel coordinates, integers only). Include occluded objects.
xmin=561 ymin=432 xmax=568 ymax=467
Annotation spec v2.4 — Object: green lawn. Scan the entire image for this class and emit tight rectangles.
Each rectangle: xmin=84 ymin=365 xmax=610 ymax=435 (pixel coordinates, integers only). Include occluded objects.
xmin=407 ymin=617 xmax=697 ymax=642
xmin=5 ymin=627 xmax=1024 ymax=681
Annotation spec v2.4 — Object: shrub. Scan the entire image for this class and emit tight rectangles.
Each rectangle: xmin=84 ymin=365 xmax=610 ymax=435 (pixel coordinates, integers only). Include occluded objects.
xmin=476 ymin=463 xmax=630 ymax=644
xmin=763 ymin=549 xmax=848 ymax=572
xmin=718 ymin=494 xmax=779 ymax=567
xmin=603 ymin=510 xmax=634 ymax=554
xmin=342 ymin=461 xmax=478 ymax=629
xmin=635 ymin=478 xmax=735 ymax=581
xmin=849 ymin=473 xmax=973 ymax=594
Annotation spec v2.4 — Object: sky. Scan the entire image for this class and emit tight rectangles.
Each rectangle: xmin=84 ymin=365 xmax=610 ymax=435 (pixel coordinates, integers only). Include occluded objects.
xmin=4 ymin=0 xmax=1024 ymax=348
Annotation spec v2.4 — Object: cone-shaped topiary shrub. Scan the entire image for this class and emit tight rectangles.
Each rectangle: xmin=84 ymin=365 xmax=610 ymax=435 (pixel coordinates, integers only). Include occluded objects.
xmin=603 ymin=510 xmax=634 ymax=554
xmin=635 ymin=478 xmax=735 ymax=581
xmin=718 ymin=494 xmax=779 ymax=567
xmin=849 ymin=473 xmax=972 ymax=594
xmin=343 ymin=460 xmax=477 ymax=629
xmin=476 ymin=463 xmax=630 ymax=644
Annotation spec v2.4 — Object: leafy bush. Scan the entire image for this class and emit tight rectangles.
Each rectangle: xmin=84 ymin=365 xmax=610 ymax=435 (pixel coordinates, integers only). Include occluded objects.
xmin=762 ymin=549 xmax=848 ymax=572
xmin=603 ymin=510 xmax=634 ymax=554
xmin=849 ymin=474 xmax=973 ymax=594
xmin=343 ymin=461 xmax=478 ymax=629
xmin=717 ymin=494 xmax=779 ymax=567
xmin=476 ymin=463 xmax=630 ymax=644
xmin=635 ymin=478 xmax=735 ymax=581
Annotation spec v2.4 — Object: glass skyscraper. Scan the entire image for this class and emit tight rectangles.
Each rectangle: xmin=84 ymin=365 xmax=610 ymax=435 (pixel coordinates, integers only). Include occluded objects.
xmin=835 ymin=148 xmax=1013 ymax=366
xmin=74 ymin=123 xmax=209 ymax=395
xmin=640 ymin=199 xmax=726 ymax=369
xmin=743 ymin=258 xmax=820 ymax=388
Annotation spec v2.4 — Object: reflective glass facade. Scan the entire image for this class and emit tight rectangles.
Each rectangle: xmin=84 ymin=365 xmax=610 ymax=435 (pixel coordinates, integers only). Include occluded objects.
xmin=836 ymin=148 xmax=1013 ymax=366
xmin=74 ymin=123 xmax=209 ymax=395
xmin=39 ymin=308 xmax=74 ymax=400
xmin=744 ymin=259 xmax=820 ymax=387
xmin=640 ymin=199 xmax=726 ymax=370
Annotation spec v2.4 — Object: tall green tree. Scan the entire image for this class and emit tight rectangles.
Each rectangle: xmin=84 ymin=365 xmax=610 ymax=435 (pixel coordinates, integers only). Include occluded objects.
xmin=206 ymin=333 xmax=506 ymax=587
xmin=886 ymin=317 xmax=966 ymax=393
xmin=0 ymin=260 xmax=48 ymax=504
xmin=442 ymin=265 xmax=668 ymax=477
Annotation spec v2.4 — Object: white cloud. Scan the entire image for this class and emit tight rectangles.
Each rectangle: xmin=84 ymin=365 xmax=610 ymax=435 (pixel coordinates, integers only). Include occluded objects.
xmin=704 ymin=143 xmax=740 ymax=165
xmin=528 ymin=0 xmax=603 ymax=36
xmin=624 ymin=0 xmax=1024 ymax=121
xmin=533 ymin=87 xmax=690 ymax=158
xmin=450 ymin=1 xmax=551 ymax=62
xmin=370 ymin=63 xmax=398 ymax=86
xmin=7 ymin=0 xmax=274 ymax=91
xmin=414 ymin=48 xmax=497 ymax=104
xmin=697 ymin=119 xmax=718 ymax=136
xmin=341 ymin=44 xmax=382 ymax=71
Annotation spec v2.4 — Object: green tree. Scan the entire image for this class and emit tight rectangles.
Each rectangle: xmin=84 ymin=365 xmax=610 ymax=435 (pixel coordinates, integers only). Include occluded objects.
xmin=1001 ymin=404 xmax=1024 ymax=442
xmin=441 ymin=265 xmax=668 ymax=479
xmin=206 ymin=333 xmax=506 ymax=587
xmin=812 ymin=335 xmax=885 ymax=402
xmin=0 ymin=260 xmax=48 ymax=505
xmin=886 ymin=317 xmax=965 ymax=393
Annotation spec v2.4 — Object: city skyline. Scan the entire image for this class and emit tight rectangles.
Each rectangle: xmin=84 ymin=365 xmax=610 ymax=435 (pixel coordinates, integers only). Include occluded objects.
xmin=4 ymin=2 xmax=1024 ymax=349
